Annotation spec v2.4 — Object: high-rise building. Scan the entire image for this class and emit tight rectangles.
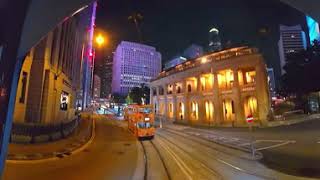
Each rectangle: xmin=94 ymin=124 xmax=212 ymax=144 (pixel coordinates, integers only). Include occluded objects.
xmin=208 ymin=27 xmax=222 ymax=52
xmin=13 ymin=3 xmax=96 ymax=125
xmin=306 ymin=15 xmax=320 ymax=44
xmin=182 ymin=44 xmax=204 ymax=59
xmin=164 ymin=56 xmax=187 ymax=70
xmin=93 ymin=74 xmax=101 ymax=99
xmin=267 ymin=68 xmax=276 ymax=97
xmin=112 ymin=41 xmax=162 ymax=95
xmin=278 ymin=25 xmax=307 ymax=74
xmin=100 ymin=55 xmax=113 ymax=98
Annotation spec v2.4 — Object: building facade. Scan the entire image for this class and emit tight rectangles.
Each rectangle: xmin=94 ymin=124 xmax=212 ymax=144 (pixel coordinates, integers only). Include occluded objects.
xmin=112 ymin=41 xmax=162 ymax=95
xmin=208 ymin=27 xmax=222 ymax=52
xmin=13 ymin=4 xmax=96 ymax=125
xmin=150 ymin=47 xmax=270 ymax=127
xmin=99 ymin=55 xmax=113 ymax=98
xmin=93 ymin=74 xmax=101 ymax=99
xmin=306 ymin=15 xmax=320 ymax=44
xmin=164 ymin=56 xmax=187 ymax=70
xmin=278 ymin=25 xmax=307 ymax=74
xmin=267 ymin=68 xmax=276 ymax=97
xmin=182 ymin=44 xmax=204 ymax=59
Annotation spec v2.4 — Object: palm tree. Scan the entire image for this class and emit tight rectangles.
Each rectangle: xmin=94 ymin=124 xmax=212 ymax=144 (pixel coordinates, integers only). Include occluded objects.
xmin=128 ymin=12 xmax=143 ymax=42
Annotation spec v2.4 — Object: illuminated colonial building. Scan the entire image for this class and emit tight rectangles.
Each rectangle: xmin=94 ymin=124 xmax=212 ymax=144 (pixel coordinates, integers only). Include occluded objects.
xmin=150 ymin=47 xmax=271 ymax=127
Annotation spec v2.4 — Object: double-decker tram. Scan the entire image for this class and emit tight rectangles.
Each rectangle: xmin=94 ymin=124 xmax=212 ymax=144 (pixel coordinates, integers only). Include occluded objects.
xmin=125 ymin=105 xmax=155 ymax=140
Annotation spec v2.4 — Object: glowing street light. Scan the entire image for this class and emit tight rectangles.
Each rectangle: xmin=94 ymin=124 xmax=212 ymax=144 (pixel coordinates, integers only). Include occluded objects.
xmin=95 ymin=34 xmax=105 ymax=46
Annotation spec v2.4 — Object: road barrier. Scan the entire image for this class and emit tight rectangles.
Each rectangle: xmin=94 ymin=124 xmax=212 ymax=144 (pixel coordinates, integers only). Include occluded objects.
xmin=10 ymin=117 xmax=80 ymax=144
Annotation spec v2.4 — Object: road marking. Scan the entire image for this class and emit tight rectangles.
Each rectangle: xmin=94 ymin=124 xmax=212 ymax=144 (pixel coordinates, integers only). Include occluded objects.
xmin=255 ymin=139 xmax=287 ymax=143
xmin=256 ymin=140 xmax=296 ymax=151
xmin=157 ymin=138 xmax=193 ymax=180
xmin=222 ymin=138 xmax=240 ymax=143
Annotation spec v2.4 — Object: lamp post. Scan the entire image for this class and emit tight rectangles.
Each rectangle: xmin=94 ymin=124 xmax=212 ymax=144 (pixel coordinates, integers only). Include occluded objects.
xmin=91 ymin=34 xmax=106 ymax=105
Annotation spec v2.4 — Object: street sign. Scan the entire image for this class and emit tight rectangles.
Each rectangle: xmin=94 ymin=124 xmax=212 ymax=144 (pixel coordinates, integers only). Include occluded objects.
xmin=246 ymin=114 xmax=254 ymax=123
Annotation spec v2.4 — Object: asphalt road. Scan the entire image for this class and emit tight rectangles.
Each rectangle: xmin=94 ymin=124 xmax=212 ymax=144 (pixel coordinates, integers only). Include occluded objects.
xmin=166 ymin=118 xmax=320 ymax=178
xmin=4 ymin=119 xmax=138 ymax=180
xmin=4 ymin=116 xmax=318 ymax=180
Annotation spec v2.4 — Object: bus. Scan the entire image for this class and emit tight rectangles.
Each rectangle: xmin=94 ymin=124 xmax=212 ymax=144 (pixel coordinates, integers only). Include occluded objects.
xmin=125 ymin=105 xmax=155 ymax=140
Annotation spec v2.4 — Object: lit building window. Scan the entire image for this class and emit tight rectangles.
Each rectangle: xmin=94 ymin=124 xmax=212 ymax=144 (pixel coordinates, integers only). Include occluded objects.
xmin=222 ymin=99 xmax=235 ymax=122
xmin=167 ymin=84 xmax=173 ymax=94
xmin=191 ymin=101 xmax=199 ymax=120
xmin=168 ymin=103 xmax=174 ymax=118
xmin=205 ymin=101 xmax=214 ymax=121
xmin=178 ymin=102 xmax=185 ymax=120
xmin=244 ymin=96 xmax=258 ymax=119
xmin=200 ymin=74 xmax=213 ymax=91
xmin=239 ymin=69 xmax=256 ymax=85
xmin=218 ymin=69 xmax=234 ymax=89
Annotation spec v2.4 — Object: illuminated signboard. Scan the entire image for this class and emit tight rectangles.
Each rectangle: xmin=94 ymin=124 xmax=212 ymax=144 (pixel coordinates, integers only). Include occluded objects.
xmin=306 ymin=15 xmax=320 ymax=44
xmin=60 ymin=91 xmax=69 ymax=111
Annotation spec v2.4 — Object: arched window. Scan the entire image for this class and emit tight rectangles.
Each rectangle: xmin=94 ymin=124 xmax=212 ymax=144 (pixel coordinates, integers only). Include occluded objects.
xmin=244 ymin=96 xmax=258 ymax=118
xmin=188 ymin=84 xmax=192 ymax=92
xmin=177 ymin=86 xmax=181 ymax=93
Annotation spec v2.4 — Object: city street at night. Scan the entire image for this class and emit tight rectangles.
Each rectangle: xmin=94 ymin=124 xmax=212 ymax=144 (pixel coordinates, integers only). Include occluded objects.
xmin=2 ymin=0 xmax=320 ymax=179
xmin=4 ymin=114 xmax=320 ymax=180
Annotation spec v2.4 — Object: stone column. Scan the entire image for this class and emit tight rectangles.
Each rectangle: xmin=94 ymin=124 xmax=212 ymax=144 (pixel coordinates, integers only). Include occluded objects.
xmin=233 ymin=68 xmax=245 ymax=126
xmin=197 ymin=76 xmax=201 ymax=92
xmin=183 ymin=79 xmax=190 ymax=123
xmin=213 ymin=73 xmax=223 ymax=125
xmin=172 ymin=83 xmax=177 ymax=121
xmin=163 ymin=84 xmax=168 ymax=120
xmin=255 ymin=64 xmax=270 ymax=126
xmin=150 ymin=86 xmax=154 ymax=106
xmin=198 ymin=98 xmax=206 ymax=124
xmin=156 ymin=87 xmax=160 ymax=115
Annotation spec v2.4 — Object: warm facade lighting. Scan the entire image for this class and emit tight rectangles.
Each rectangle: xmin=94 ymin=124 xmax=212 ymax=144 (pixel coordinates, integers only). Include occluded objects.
xmin=201 ymin=57 xmax=207 ymax=64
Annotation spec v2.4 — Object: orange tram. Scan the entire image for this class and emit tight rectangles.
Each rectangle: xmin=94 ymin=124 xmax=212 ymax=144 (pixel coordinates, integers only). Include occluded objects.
xmin=124 ymin=105 xmax=155 ymax=140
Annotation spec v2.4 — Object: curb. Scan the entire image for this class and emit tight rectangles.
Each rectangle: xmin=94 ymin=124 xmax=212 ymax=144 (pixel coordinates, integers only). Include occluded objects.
xmin=6 ymin=118 xmax=95 ymax=164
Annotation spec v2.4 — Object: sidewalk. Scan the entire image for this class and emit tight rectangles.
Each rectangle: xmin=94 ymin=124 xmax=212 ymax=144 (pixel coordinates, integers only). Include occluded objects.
xmin=266 ymin=113 xmax=320 ymax=127
xmin=6 ymin=116 xmax=93 ymax=161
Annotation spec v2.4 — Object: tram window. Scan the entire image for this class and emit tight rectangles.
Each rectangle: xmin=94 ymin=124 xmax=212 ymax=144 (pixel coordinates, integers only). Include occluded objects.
xmin=139 ymin=107 xmax=152 ymax=114
xmin=138 ymin=122 xmax=146 ymax=128
xmin=137 ymin=122 xmax=152 ymax=128
xmin=146 ymin=122 xmax=152 ymax=128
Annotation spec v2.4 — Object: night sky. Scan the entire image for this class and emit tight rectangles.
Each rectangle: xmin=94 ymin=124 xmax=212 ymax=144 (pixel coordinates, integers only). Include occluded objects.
xmin=96 ymin=0 xmax=307 ymax=67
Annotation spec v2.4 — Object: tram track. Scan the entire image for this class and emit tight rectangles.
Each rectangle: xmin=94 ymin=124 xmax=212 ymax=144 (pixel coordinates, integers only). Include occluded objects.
xmin=140 ymin=140 xmax=171 ymax=180
xmin=160 ymin=129 xmax=275 ymax=180
xmin=156 ymin=133 xmax=223 ymax=180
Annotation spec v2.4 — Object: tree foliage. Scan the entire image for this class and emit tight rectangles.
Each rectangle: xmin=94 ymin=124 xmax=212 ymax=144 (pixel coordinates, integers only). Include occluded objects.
xmin=128 ymin=84 xmax=150 ymax=105
xmin=281 ymin=40 xmax=320 ymax=95
xmin=111 ymin=93 xmax=126 ymax=104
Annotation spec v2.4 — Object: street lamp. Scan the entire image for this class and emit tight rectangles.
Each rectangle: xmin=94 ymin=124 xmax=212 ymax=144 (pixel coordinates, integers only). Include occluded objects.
xmin=95 ymin=34 xmax=105 ymax=47
xmin=91 ymin=34 xmax=106 ymax=104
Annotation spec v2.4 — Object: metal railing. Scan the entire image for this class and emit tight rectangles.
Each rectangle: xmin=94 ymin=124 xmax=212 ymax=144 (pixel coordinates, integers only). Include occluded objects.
xmin=11 ymin=117 xmax=80 ymax=138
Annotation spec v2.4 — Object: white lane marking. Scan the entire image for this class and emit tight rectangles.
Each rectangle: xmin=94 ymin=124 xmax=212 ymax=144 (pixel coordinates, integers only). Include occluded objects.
xmin=222 ymin=138 xmax=240 ymax=143
xmin=157 ymin=139 xmax=193 ymax=180
xmin=216 ymin=158 xmax=244 ymax=171
xmin=255 ymin=139 xmax=287 ymax=143
xmin=237 ymin=142 xmax=251 ymax=147
xmin=256 ymin=140 xmax=296 ymax=151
